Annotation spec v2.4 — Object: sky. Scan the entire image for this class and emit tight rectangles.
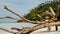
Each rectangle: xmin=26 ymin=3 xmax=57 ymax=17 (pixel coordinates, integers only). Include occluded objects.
xmin=0 ymin=0 xmax=52 ymax=22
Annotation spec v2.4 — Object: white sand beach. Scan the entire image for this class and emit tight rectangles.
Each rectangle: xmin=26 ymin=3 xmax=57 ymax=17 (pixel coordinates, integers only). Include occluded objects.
xmin=0 ymin=23 xmax=60 ymax=34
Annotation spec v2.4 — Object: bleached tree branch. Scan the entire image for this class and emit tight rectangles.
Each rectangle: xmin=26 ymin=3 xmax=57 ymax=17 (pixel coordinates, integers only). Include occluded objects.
xmin=37 ymin=14 xmax=43 ymax=20
xmin=0 ymin=16 xmax=18 ymax=20
xmin=49 ymin=7 xmax=56 ymax=16
xmin=0 ymin=22 xmax=60 ymax=34
xmin=0 ymin=28 xmax=15 ymax=34
xmin=4 ymin=5 xmax=46 ymax=24
xmin=16 ymin=22 xmax=60 ymax=34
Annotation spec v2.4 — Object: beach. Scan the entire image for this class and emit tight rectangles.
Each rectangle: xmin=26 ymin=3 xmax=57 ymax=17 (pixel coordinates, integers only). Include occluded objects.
xmin=0 ymin=23 xmax=60 ymax=34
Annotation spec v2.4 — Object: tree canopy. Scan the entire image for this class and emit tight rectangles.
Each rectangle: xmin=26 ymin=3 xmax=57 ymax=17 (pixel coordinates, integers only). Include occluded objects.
xmin=23 ymin=1 xmax=60 ymax=21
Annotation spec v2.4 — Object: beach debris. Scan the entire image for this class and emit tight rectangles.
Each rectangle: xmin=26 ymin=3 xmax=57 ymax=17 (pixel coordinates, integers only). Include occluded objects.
xmin=0 ymin=5 xmax=59 ymax=34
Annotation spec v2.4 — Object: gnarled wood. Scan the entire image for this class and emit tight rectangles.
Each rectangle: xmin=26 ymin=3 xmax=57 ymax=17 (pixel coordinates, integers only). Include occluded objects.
xmin=4 ymin=5 xmax=46 ymax=24
xmin=3 ymin=5 xmax=58 ymax=25
xmin=4 ymin=5 xmax=30 ymax=22
xmin=18 ymin=22 xmax=60 ymax=34
xmin=0 ymin=22 xmax=60 ymax=34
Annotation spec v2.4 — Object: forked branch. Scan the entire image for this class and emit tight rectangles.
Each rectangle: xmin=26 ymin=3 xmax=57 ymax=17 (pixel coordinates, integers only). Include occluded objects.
xmin=0 ymin=22 xmax=60 ymax=34
xmin=4 ymin=5 xmax=46 ymax=24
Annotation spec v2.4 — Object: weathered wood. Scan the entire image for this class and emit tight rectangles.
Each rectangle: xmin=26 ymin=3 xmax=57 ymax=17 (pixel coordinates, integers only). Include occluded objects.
xmin=32 ymin=22 xmax=60 ymax=32
xmin=4 ymin=6 xmax=58 ymax=25
xmin=4 ymin=6 xmax=21 ymax=17
xmin=0 ymin=22 xmax=60 ymax=34
xmin=28 ymin=22 xmax=60 ymax=34
xmin=0 ymin=6 xmax=58 ymax=34
xmin=4 ymin=6 xmax=33 ymax=22
xmin=49 ymin=7 xmax=56 ymax=16
xmin=0 ymin=16 xmax=46 ymax=24
xmin=11 ymin=27 xmax=22 ymax=31
xmin=4 ymin=5 xmax=46 ymax=24
xmin=0 ymin=28 xmax=15 ymax=34
xmin=13 ymin=22 xmax=60 ymax=34
xmin=37 ymin=14 xmax=43 ymax=20
xmin=0 ymin=16 xmax=18 ymax=20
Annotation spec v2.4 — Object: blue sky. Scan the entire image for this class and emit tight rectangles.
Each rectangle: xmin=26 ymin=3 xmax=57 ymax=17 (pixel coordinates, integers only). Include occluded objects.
xmin=0 ymin=0 xmax=52 ymax=22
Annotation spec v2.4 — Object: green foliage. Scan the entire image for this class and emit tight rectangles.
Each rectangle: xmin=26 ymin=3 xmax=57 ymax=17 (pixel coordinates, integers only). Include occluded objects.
xmin=18 ymin=1 xmax=60 ymax=22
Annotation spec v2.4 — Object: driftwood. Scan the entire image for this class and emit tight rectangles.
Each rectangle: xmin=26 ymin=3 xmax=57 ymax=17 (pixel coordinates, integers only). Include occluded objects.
xmin=0 ymin=16 xmax=18 ymax=20
xmin=0 ymin=28 xmax=16 ymax=34
xmin=0 ymin=22 xmax=60 ymax=34
xmin=3 ymin=6 xmax=56 ymax=24
xmin=19 ymin=22 xmax=60 ymax=34
xmin=49 ymin=7 xmax=56 ymax=16
xmin=37 ymin=14 xmax=43 ymax=20
xmin=0 ymin=5 xmax=59 ymax=34
xmin=0 ymin=6 xmax=56 ymax=25
xmin=4 ymin=5 xmax=46 ymax=24
xmin=0 ymin=16 xmax=45 ymax=24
